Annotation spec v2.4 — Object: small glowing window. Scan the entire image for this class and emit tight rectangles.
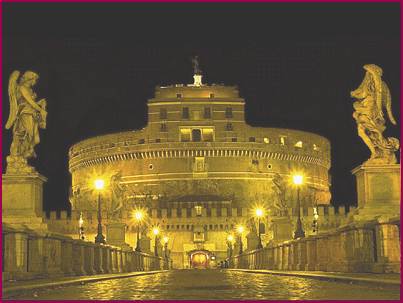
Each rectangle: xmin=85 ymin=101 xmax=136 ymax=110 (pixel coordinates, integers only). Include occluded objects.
xmin=263 ymin=137 xmax=270 ymax=144
xmin=313 ymin=144 xmax=320 ymax=151
xmin=195 ymin=205 xmax=202 ymax=216
xmin=280 ymin=136 xmax=286 ymax=145
xmin=295 ymin=141 xmax=303 ymax=148
xmin=202 ymin=128 xmax=214 ymax=142
xmin=180 ymin=128 xmax=191 ymax=142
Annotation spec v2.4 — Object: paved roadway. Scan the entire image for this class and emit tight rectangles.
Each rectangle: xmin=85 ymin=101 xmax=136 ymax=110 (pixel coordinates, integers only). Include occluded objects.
xmin=6 ymin=269 xmax=400 ymax=300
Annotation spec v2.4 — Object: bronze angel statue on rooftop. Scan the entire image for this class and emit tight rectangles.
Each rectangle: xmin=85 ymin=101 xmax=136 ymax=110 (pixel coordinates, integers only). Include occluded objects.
xmin=351 ymin=64 xmax=399 ymax=164
xmin=5 ymin=71 xmax=47 ymax=173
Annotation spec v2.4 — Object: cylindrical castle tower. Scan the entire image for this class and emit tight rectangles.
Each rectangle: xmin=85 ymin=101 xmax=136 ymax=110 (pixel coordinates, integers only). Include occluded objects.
xmin=68 ymin=79 xmax=331 ymax=215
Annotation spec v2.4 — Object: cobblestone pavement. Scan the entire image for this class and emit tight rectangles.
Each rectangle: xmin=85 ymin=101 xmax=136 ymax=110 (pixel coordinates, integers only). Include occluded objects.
xmin=6 ymin=269 xmax=400 ymax=300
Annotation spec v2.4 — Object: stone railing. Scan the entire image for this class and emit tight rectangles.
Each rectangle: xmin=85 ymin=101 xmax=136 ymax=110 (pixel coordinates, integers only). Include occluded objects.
xmin=227 ymin=217 xmax=400 ymax=274
xmin=2 ymin=223 xmax=170 ymax=281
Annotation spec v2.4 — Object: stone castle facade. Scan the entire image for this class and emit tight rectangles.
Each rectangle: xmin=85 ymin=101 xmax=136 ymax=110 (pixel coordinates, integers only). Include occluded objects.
xmin=56 ymin=75 xmax=338 ymax=268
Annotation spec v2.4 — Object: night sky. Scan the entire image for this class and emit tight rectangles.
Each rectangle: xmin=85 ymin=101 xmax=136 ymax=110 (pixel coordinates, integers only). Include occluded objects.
xmin=2 ymin=3 xmax=400 ymax=211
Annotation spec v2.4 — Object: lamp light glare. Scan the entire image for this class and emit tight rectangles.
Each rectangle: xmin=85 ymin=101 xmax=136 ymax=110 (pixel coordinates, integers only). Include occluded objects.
xmin=255 ymin=208 xmax=264 ymax=217
xmin=293 ymin=174 xmax=304 ymax=185
xmin=94 ymin=179 xmax=105 ymax=190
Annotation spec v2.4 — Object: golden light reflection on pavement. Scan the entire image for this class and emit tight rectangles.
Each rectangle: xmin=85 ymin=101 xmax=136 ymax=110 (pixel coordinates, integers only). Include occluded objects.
xmin=5 ymin=270 xmax=400 ymax=301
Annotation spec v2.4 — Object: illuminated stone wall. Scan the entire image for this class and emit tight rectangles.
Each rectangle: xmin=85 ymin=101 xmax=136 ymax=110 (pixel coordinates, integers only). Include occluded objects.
xmin=66 ymin=82 xmax=332 ymax=268
xmin=68 ymin=84 xmax=331 ymax=212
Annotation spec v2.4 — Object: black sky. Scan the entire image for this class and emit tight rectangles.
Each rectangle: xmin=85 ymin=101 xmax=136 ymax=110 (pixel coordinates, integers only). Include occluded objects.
xmin=2 ymin=3 xmax=400 ymax=210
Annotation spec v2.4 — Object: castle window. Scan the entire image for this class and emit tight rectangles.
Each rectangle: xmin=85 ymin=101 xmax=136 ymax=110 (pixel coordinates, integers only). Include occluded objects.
xmin=210 ymin=93 xmax=215 ymax=98
xmin=280 ymin=136 xmax=286 ymax=145
xmin=138 ymin=139 xmax=145 ymax=144
xmin=192 ymin=129 xmax=202 ymax=142
xmin=160 ymin=123 xmax=168 ymax=132
xmin=202 ymin=128 xmax=214 ymax=142
xmin=207 ymin=208 xmax=212 ymax=217
xmin=249 ymin=137 xmax=256 ymax=142
xmin=225 ymin=107 xmax=233 ymax=118
xmin=267 ymin=163 xmax=273 ymax=169
xmin=225 ymin=123 xmax=233 ymax=131
xmin=180 ymin=129 xmax=191 ymax=142
xmin=252 ymin=159 xmax=259 ymax=165
xmin=195 ymin=205 xmax=202 ymax=216
xmin=159 ymin=108 xmax=167 ymax=119
xmin=313 ymin=144 xmax=320 ymax=151
xmin=204 ymin=107 xmax=211 ymax=119
xmin=155 ymin=138 xmax=161 ymax=143
xmin=177 ymin=93 xmax=182 ymax=98
xmin=232 ymin=137 xmax=237 ymax=142
xmin=182 ymin=107 xmax=189 ymax=119
xmin=294 ymin=141 xmax=303 ymax=148
xmin=264 ymin=137 xmax=270 ymax=144
xmin=148 ymin=164 xmax=154 ymax=170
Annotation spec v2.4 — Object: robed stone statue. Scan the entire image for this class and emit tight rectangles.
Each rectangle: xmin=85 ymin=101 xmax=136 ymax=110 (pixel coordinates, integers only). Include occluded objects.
xmin=5 ymin=71 xmax=47 ymax=173
xmin=351 ymin=64 xmax=399 ymax=164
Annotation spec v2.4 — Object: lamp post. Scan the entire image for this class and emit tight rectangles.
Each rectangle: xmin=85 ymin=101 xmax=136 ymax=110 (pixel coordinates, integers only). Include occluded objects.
xmin=255 ymin=208 xmax=264 ymax=249
xmin=153 ymin=227 xmax=160 ymax=257
xmin=94 ymin=179 xmax=106 ymax=244
xmin=227 ymin=234 xmax=234 ymax=258
xmin=78 ymin=211 xmax=85 ymax=240
xmin=312 ymin=207 xmax=319 ymax=234
xmin=293 ymin=174 xmax=305 ymax=239
xmin=134 ymin=210 xmax=144 ymax=252
xmin=237 ymin=225 xmax=244 ymax=255
xmin=163 ymin=236 xmax=169 ymax=259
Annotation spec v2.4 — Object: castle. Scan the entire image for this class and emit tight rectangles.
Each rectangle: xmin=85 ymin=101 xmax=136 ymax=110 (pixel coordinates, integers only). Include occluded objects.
xmin=45 ymin=71 xmax=351 ymax=269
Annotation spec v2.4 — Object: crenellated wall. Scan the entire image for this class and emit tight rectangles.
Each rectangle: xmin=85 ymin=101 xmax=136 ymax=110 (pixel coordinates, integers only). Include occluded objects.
xmin=226 ymin=217 xmax=400 ymax=273
xmin=2 ymin=223 xmax=171 ymax=282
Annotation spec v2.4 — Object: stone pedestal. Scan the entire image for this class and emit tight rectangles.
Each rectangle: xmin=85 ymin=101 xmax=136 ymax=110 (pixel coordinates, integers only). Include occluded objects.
xmin=139 ymin=234 xmax=151 ymax=254
xmin=106 ymin=222 xmax=131 ymax=250
xmin=352 ymin=164 xmax=400 ymax=221
xmin=2 ymin=172 xmax=48 ymax=230
xmin=272 ymin=216 xmax=293 ymax=243
xmin=246 ymin=232 xmax=259 ymax=251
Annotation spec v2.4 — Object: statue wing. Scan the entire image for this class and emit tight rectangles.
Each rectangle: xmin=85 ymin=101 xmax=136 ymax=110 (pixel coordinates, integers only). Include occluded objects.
xmin=382 ymin=81 xmax=397 ymax=125
xmin=5 ymin=71 xmax=20 ymax=129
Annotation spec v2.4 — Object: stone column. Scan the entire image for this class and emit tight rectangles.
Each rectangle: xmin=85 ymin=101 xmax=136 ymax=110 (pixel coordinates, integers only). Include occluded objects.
xmin=83 ymin=243 xmax=96 ymax=275
xmin=282 ymin=244 xmax=289 ymax=270
xmin=3 ymin=230 xmax=30 ymax=280
xmin=296 ymin=239 xmax=307 ymax=271
xmin=60 ymin=238 xmax=74 ymax=276
xmin=267 ymin=246 xmax=275 ymax=270
xmin=43 ymin=235 xmax=63 ymax=277
xmin=315 ymin=235 xmax=329 ymax=271
xmin=305 ymin=237 xmax=317 ymax=271
xmin=27 ymin=234 xmax=46 ymax=278
xmin=72 ymin=240 xmax=86 ymax=275
xmin=373 ymin=222 xmax=400 ymax=273
xmin=93 ymin=244 xmax=104 ymax=274
xmin=102 ymin=246 xmax=112 ymax=273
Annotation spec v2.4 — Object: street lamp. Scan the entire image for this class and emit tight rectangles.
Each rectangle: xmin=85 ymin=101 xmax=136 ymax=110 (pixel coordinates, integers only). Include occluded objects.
xmin=78 ymin=211 xmax=85 ymax=240
xmin=312 ymin=207 xmax=319 ymax=234
xmin=153 ymin=227 xmax=160 ymax=257
xmin=255 ymin=208 xmax=264 ymax=249
xmin=163 ymin=236 xmax=169 ymax=259
xmin=133 ymin=210 xmax=144 ymax=252
xmin=94 ymin=179 xmax=106 ymax=244
xmin=236 ymin=225 xmax=244 ymax=255
xmin=227 ymin=234 xmax=234 ymax=258
xmin=293 ymin=174 xmax=305 ymax=239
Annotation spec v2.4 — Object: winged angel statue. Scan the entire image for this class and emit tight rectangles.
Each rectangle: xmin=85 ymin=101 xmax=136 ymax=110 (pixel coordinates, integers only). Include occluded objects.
xmin=5 ymin=71 xmax=47 ymax=173
xmin=351 ymin=64 xmax=399 ymax=164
